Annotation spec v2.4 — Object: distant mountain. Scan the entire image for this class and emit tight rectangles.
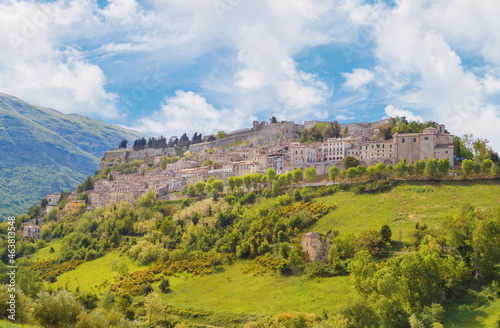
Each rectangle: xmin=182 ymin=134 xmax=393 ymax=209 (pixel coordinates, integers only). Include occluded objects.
xmin=0 ymin=92 xmax=147 ymax=219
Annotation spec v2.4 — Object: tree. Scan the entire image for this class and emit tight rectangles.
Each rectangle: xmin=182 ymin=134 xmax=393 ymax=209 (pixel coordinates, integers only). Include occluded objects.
xmin=425 ymin=158 xmax=437 ymax=179
xmin=211 ymin=179 xmax=224 ymax=194
xmin=343 ymin=126 xmax=349 ymax=136
xmin=216 ymin=130 xmax=227 ymax=139
xmin=270 ymin=116 xmax=278 ymax=124
xmin=144 ymin=292 xmax=163 ymax=326
xmin=473 ymin=163 xmax=481 ymax=175
xmin=462 ymin=159 xmax=474 ymax=177
xmin=355 ymin=230 xmax=385 ymax=257
xmin=227 ymin=176 xmax=235 ymax=192
xmin=304 ymin=167 xmax=316 ymax=182
xmin=77 ymin=192 xmax=89 ymax=204
xmin=159 ymin=278 xmax=170 ymax=292
xmin=356 ymin=165 xmax=366 ymax=177
xmin=395 ymin=160 xmax=408 ymax=177
xmin=266 ymin=168 xmax=276 ymax=181
xmin=194 ymin=182 xmax=205 ymax=195
xmin=187 ymin=184 xmax=196 ymax=197
xmin=481 ymin=159 xmax=493 ymax=175
xmin=243 ymin=174 xmax=252 ymax=191
xmin=118 ymin=140 xmax=128 ymax=148
xmin=233 ymin=177 xmax=243 ymax=190
xmin=415 ymin=160 xmax=426 ymax=177
xmin=343 ymin=156 xmax=360 ymax=169
xmin=28 ymin=205 xmax=41 ymax=219
xmin=329 ymin=166 xmax=339 ymax=181
xmin=437 ymin=158 xmax=450 ymax=177
xmin=183 ymin=150 xmax=191 ymax=159
xmin=261 ymin=175 xmax=269 ymax=188
xmin=340 ymin=168 xmax=347 ymax=180
xmin=33 ymin=291 xmax=82 ymax=328
xmin=292 ymin=168 xmax=303 ymax=183
xmin=380 ymin=225 xmax=392 ymax=243
xmin=407 ymin=163 xmax=415 ymax=178
xmin=347 ymin=167 xmax=357 ymax=182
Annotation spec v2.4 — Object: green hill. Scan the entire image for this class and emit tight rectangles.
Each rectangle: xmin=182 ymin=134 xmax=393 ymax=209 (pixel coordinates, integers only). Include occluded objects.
xmin=0 ymin=92 xmax=147 ymax=219
xmin=16 ymin=180 xmax=500 ymax=327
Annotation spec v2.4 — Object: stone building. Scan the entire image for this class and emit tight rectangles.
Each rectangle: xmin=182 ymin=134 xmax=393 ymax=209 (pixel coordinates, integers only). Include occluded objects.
xmin=301 ymin=231 xmax=324 ymax=261
xmin=44 ymin=194 xmax=60 ymax=207
xmin=394 ymin=125 xmax=454 ymax=165
xmin=289 ymin=143 xmax=317 ymax=167
xmin=23 ymin=225 xmax=41 ymax=238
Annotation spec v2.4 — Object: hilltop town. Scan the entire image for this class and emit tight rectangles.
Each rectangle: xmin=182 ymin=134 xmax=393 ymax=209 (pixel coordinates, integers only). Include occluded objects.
xmin=27 ymin=116 xmax=457 ymax=225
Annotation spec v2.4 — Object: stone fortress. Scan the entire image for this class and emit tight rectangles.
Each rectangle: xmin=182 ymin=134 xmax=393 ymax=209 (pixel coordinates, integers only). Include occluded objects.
xmin=51 ymin=117 xmax=454 ymax=211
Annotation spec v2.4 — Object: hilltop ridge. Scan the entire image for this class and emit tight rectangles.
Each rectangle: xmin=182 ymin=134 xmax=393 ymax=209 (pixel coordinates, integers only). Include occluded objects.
xmin=0 ymin=92 xmax=147 ymax=219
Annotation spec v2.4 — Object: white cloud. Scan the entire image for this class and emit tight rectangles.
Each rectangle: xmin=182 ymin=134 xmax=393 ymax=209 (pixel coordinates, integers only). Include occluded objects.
xmin=371 ymin=0 xmax=500 ymax=151
xmin=384 ymin=105 xmax=423 ymax=122
xmin=342 ymin=69 xmax=374 ymax=90
xmin=0 ymin=1 xmax=119 ymax=118
xmin=133 ymin=90 xmax=251 ymax=137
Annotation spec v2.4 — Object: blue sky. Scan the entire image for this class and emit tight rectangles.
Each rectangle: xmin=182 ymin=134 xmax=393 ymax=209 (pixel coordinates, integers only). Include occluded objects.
xmin=0 ymin=0 xmax=499 ymax=151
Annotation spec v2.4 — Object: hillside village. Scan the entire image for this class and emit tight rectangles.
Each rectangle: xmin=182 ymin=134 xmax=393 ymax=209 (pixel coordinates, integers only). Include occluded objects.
xmin=26 ymin=117 xmax=457 ymax=226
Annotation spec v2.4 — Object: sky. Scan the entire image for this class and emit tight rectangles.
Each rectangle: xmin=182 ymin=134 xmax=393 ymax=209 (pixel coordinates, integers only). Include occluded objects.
xmin=0 ymin=0 xmax=499 ymax=151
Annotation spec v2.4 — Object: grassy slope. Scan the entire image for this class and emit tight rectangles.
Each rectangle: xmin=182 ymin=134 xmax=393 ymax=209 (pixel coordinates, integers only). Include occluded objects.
xmin=312 ymin=180 xmax=500 ymax=241
xmin=31 ymin=181 xmax=500 ymax=325
xmin=159 ymin=262 xmax=353 ymax=316
xmin=49 ymin=251 xmax=147 ymax=293
xmin=443 ymin=298 xmax=500 ymax=328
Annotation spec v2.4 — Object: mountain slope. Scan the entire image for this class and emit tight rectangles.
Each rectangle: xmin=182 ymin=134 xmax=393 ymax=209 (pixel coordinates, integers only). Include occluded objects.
xmin=0 ymin=92 xmax=147 ymax=219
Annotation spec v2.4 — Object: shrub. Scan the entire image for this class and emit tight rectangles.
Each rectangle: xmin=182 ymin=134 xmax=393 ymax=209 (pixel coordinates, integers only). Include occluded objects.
xmin=33 ymin=291 xmax=82 ymax=328
xmin=142 ymin=283 xmax=154 ymax=295
xmin=159 ymin=278 xmax=170 ymax=292
xmin=46 ymin=274 xmax=57 ymax=283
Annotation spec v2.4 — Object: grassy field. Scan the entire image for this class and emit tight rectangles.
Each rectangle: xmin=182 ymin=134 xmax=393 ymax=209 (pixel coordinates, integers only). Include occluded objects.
xmin=30 ymin=240 xmax=62 ymax=262
xmin=312 ymin=180 xmax=500 ymax=241
xmin=444 ymin=297 xmax=500 ymax=327
xmin=157 ymin=261 xmax=354 ymax=317
xmin=48 ymin=251 xmax=147 ymax=293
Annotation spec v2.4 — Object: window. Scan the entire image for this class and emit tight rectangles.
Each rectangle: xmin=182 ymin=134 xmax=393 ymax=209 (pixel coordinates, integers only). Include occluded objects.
xmin=402 ymin=138 xmax=405 ymax=143
xmin=414 ymin=138 xmax=417 ymax=142
xmin=425 ymin=137 xmax=429 ymax=140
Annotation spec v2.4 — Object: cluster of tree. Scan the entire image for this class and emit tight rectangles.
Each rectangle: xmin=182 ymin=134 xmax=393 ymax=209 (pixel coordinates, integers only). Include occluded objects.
xmin=131 ymin=132 xmax=204 ymax=151
xmin=298 ymin=121 xmax=344 ymax=143
xmin=77 ymin=176 xmax=94 ymax=193
xmin=327 ymin=157 xmax=454 ymax=183
xmin=454 ymin=134 xmax=499 ymax=162
xmin=376 ymin=116 xmax=439 ymax=140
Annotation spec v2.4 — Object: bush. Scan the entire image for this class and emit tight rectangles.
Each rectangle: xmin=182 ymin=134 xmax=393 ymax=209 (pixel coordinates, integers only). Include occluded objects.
xmin=159 ymin=278 xmax=170 ymax=292
xmin=33 ymin=291 xmax=83 ymax=328
xmin=304 ymin=262 xmax=344 ymax=278
xmin=46 ymin=274 xmax=57 ymax=283
xmin=142 ymin=283 xmax=154 ymax=295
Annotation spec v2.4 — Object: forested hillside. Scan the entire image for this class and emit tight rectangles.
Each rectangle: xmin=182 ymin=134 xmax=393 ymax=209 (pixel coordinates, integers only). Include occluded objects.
xmin=1 ymin=175 xmax=499 ymax=327
xmin=0 ymin=92 xmax=147 ymax=219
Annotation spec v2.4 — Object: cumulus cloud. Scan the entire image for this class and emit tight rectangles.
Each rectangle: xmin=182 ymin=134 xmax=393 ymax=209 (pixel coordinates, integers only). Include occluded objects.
xmin=133 ymin=90 xmax=251 ymax=137
xmin=342 ymin=69 xmax=374 ymax=90
xmin=371 ymin=0 xmax=500 ymax=151
xmin=0 ymin=1 xmax=119 ymax=118
xmin=384 ymin=105 xmax=423 ymax=122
